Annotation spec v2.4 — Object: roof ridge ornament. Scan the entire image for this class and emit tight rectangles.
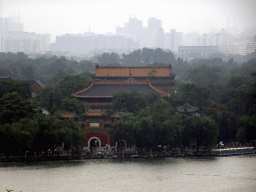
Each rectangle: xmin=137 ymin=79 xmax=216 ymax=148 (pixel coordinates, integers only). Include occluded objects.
xmin=125 ymin=76 xmax=137 ymax=83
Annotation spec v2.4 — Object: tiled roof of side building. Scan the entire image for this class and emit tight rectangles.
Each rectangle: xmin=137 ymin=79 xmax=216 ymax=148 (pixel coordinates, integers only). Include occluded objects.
xmin=58 ymin=113 xmax=76 ymax=118
xmin=95 ymin=66 xmax=171 ymax=77
xmin=35 ymin=80 xmax=46 ymax=88
xmin=30 ymin=80 xmax=46 ymax=88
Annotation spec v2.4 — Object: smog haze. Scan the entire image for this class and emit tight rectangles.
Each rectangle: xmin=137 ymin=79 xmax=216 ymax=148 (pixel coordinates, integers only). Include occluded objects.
xmin=2 ymin=0 xmax=256 ymax=42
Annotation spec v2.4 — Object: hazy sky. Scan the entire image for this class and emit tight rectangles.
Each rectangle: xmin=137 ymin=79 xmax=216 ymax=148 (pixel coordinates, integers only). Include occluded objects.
xmin=2 ymin=0 xmax=256 ymax=42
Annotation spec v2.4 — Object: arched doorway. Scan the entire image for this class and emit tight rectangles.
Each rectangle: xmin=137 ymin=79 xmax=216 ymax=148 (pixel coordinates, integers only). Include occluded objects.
xmin=88 ymin=137 xmax=101 ymax=149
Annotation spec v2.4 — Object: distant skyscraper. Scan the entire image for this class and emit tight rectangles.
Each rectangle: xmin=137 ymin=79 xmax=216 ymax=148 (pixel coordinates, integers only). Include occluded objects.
xmin=148 ymin=17 xmax=162 ymax=30
xmin=0 ymin=15 xmax=24 ymax=52
xmin=52 ymin=33 xmax=138 ymax=54
xmin=147 ymin=17 xmax=163 ymax=48
xmin=164 ymin=29 xmax=182 ymax=52
xmin=116 ymin=16 xmax=146 ymax=48
xmin=0 ymin=15 xmax=23 ymax=36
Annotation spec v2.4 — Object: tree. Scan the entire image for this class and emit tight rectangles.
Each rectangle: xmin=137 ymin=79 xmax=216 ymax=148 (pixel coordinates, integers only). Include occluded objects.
xmin=113 ymin=98 xmax=183 ymax=151
xmin=233 ymin=59 xmax=256 ymax=78
xmin=0 ymin=79 xmax=31 ymax=98
xmin=112 ymin=113 xmax=137 ymax=147
xmin=55 ymin=75 xmax=91 ymax=98
xmin=0 ymin=92 xmax=36 ymax=125
xmin=204 ymin=103 xmax=236 ymax=143
xmin=64 ymin=118 xmax=85 ymax=155
xmin=62 ymin=98 xmax=88 ymax=117
xmin=236 ymin=115 xmax=256 ymax=144
xmin=0 ymin=117 xmax=38 ymax=157
xmin=96 ymin=52 xmax=121 ymax=65
xmin=35 ymin=75 xmax=91 ymax=113
xmin=218 ymin=76 xmax=252 ymax=116
xmin=176 ymin=83 xmax=211 ymax=113
xmin=0 ymin=114 xmax=85 ymax=157
xmin=185 ymin=115 xmax=219 ymax=152
xmin=122 ymin=48 xmax=176 ymax=66
xmin=32 ymin=115 xmax=84 ymax=156
xmin=111 ymin=91 xmax=147 ymax=114
xmin=134 ymin=116 xmax=155 ymax=150
xmin=21 ymin=65 xmax=35 ymax=81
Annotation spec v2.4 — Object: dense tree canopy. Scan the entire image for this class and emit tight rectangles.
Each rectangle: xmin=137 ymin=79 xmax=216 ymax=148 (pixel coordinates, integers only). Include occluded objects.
xmin=122 ymin=48 xmax=176 ymax=66
xmin=112 ymin=97 xmax=219 ymax=152
xmin=0 ymin=53 xmax=96 ymax=84
xmin=0 ymin=92 xmax=36 ymax=125
xmin=0 ymin=115 xmax=84 ymax=157
xmin=0 ymin=79 xmax=31 ymax=98
xmin=96 ymin=52 xmax=121 ymax=65
xmin=34 ymin=75 xmax=91 ymax=114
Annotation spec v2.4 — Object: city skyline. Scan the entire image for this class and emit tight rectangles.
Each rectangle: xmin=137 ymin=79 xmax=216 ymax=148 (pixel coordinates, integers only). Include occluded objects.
xmin=2 ymin=0 xmax=256 ymax=42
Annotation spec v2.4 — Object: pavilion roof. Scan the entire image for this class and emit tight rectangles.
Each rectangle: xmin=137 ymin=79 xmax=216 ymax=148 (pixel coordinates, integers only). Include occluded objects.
xmin=72 ymin=77 xmax=169 ymax=98
xmin=176 ymin=102 xmax=199 ymax=113
xmin=94 ymin=66 xmax=171 ymax=77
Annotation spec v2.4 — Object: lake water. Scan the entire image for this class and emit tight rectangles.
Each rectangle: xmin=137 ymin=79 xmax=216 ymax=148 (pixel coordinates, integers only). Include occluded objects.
xmin=0 ymin=155 xmax=255 ymax=192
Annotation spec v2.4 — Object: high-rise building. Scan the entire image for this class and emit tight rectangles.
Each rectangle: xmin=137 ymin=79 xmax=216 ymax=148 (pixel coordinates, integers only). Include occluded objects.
xmin=4 ymin=31 xmax=50 ymax=53
xmin=147 ymin=17 xmax=163 ymax=48
xmin=52 ymin=33 xmax=138 ymax=55
xmin=148 ymin=17 xmax=162 ymax=30
xmin=0 ymin=15 xmax=23 ymax=52
xmin=164 ymin=29 xmax=182 ymax=52
xmin=116 ymin=16 xmax=147 ymax=48
xmin=0 ymin=15 xmax=49 ymax=53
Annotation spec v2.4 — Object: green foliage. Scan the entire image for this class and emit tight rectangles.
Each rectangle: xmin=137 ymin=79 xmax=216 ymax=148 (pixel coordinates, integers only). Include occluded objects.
xmin=96 ymin=52 xmax=121 ymax=65
xmin=35 ymin=75 xmax=91 ymax=113
xmin=55 ymin=75 xmax=90 ymax=98
xmin=113 ymin=96 xmax=219 ymax=151
xmin=0 ymin=79 xmax=31 ymax=98
xmin=111 ymin=91 xmax=147 ymax=115
xmin=0 ymin=114 xmax=84 ymax=157
xmin=0 ymin=118 xmax=38 ymax=156
xmin=0 ymin=92 xmax=36 ymax=125
xmin=218 ymin=76 xmax=253 ymax=116
xmin=122 ymin=48 xmax=175 ymax=66
xmin=0 ymin=53 xmax=96 ymax=84
xmin=0 ymin=87 xmax=84 ymax=157
xmin=114 ymin=98 xmax=182 ymax=149
xmin=184 ymin=58 xmax=238 ymax=87
xmin=203 ymin=103 xmax=236 ymax=142
xmin=175 ymin=83 xmax=211 ymax=112
xmin=62 ymin=98 xmax=88 ymax=117
xmin=113 ymin=113 xmax=137 ymax=147
xmin=21 ymin=65 xmax=35 ymax=81
xmin=184 ymin=115 xmax=219 ymax=150
xmin=236 ymin=115 xmax=256 ymax=143
xmin=232 ymin=59 xmax=256 ymax=78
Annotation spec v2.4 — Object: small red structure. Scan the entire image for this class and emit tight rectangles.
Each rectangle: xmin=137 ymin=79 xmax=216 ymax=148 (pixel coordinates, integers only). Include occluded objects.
xmin=30 ymin=80 xmax=46 ymax=97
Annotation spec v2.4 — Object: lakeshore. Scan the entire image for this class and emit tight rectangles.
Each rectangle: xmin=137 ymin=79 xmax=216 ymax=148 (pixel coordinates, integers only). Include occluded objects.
xmin=1 ymin=147 xmax=255 ymax=162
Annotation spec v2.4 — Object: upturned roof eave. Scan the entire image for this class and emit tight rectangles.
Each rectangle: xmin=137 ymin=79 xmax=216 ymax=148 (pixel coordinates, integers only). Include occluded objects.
xmin=71 ymin=77 xmax=170 ymax=98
